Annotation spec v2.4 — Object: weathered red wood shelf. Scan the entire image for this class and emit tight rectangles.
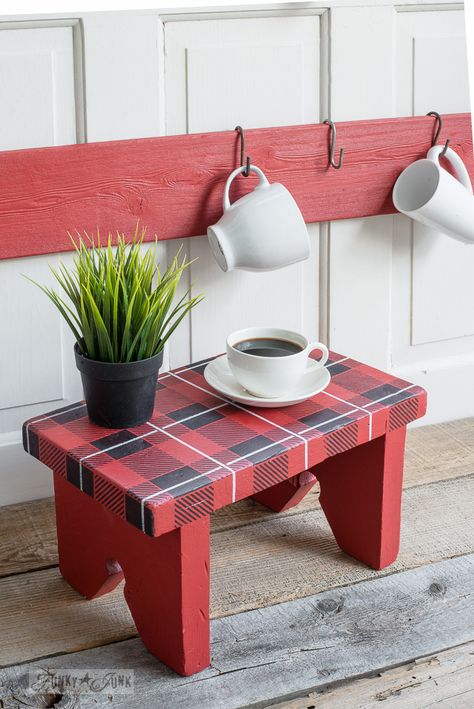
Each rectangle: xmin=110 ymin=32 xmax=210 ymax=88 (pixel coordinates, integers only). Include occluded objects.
xmin=0 ymin=113 xmax=472 ymax=260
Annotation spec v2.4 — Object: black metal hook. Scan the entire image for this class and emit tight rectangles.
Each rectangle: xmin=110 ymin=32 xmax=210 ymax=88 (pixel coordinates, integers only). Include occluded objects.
xmin=426 ymin=111 xmax=450 ymax=158
xmin=235 ymin=125 xmax=251 ymax=177
xmin=323 ymin=119 xmax=344 ymax=170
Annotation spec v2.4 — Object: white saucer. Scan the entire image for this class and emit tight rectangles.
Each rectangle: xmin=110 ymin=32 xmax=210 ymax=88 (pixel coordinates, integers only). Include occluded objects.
xmin=203 ymin=355 xmax=331 ymax=408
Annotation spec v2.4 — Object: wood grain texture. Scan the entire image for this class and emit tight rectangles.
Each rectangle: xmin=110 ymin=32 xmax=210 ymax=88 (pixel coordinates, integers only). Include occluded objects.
xmin=0 ymin=114 xmax=471 ymax=260
xmin=0 ymin=476 xmax=472 ymax=667
xmin=267 ymin=641 xmax=474 ymax=709
xmin=0 ymin=497 xmax=57 ymax=577
xmin=2 ymin=419 xmax=472 ymax=578
xmin=211 ymin=476 xmax=474 ymax=617
xmin=0 ymin=555 xmax=472 ymax=709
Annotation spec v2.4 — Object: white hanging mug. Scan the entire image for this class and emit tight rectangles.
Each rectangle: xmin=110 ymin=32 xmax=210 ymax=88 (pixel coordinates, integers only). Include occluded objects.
xmin=392 ymin=145 xmax=474 ymax=244
xmin=207 ymin=165 xmax=310 ymax=272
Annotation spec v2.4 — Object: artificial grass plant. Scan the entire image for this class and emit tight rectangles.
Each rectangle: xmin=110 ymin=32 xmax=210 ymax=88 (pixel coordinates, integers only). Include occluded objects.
xmin=30 ymin=226 xmax=203 ymax=363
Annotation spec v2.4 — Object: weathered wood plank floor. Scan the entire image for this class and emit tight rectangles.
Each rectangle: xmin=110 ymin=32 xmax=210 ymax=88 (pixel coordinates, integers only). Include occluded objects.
xmin=0 ymin=419 xmax=473 ymax=708
xmin=268 ymin=641 xmax=474 ymax=709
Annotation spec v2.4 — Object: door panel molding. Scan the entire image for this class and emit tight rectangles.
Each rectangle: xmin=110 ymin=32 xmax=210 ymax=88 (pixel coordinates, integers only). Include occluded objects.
xmin=0 ymin=20 xmax=84 ymax=505
xmin=0 ymin=19 xmax=86 ymax=144
xmin=163 ymin=11 xmax=324 ymax=367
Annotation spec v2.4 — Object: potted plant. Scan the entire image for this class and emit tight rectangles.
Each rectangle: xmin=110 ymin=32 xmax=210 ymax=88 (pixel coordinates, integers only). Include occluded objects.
xmin=30 ymin=226 xmax=203 ymax=428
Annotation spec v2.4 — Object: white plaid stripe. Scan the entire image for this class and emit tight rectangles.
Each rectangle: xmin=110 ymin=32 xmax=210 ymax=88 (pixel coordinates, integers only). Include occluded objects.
xmin=77 ymin=429 xmax=158 ymax=491
xmin=171 ymin=370 xmax=419 ymax=459
xmin=139 ymin=432 xmax=297 ymax=531
xmin=298 ymin=407 xmax=363 ymax=435
xmin=146 ymin=420 xmax=237 ymax=504
xmin=326 ymin=357 xmax=349 ymax=368
xmin=363 ymin=385 xmax=416 ymax=407
xmin=163 ymin=403 xmax=227 ymax=429
xmin=25 ymin=403 xmax=86 ymax=454
xmin=29 ymin=356 xmax=419 ymax=531
xmin=324 ymin=391 xmax=374 ymax=440
xmin=125 ymin=380 xmax=418 ymax=529
xmin=170 ymin=371 xmax=311 ymax=468
xmin=25 ymin=357 xmax=348 ymax=454
xmin=75 ymin=403 xmax=228 ymax=491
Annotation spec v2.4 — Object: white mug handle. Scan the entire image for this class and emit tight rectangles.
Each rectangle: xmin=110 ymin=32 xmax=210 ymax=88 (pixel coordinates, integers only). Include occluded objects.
xmin=307 ymin=342 xmax=329 ymax=366
xmin=223 ymin=164 xmax=270 ymax=211
xmin=427 ymin=146 xmax=473 ymax=195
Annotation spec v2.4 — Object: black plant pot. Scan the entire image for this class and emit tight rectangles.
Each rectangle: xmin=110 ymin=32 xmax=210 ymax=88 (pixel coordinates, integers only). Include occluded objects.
xmin=74 ymin=344 xmax=163 ymax=428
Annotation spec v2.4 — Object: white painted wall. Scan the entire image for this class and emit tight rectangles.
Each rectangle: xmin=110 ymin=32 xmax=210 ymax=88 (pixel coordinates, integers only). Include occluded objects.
xmin=328 ymin=4 xmax=471 ymax=425
xmin=0 ymin=0 xmax=470 ymax=505
xmin=164 ymin=13 xmax=321 ymax=367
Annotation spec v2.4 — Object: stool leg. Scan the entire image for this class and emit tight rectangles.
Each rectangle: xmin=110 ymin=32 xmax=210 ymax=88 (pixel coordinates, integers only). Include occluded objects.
xmin=252 ymin=471 xmax=317 ymax=512
xmin=315 ymin=427 xmax=407 ymax=570
xmin=53 ymin=472 xmax=210 ymax=676
xmin=53 ymin=473 xmax=124 ymax=599
xmin=121 ymin=516 xmax=210 ymax=676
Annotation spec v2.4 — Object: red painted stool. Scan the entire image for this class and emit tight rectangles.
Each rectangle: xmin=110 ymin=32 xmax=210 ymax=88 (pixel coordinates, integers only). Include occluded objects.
xmin=23 ymin=351 xmax=426 ymax=676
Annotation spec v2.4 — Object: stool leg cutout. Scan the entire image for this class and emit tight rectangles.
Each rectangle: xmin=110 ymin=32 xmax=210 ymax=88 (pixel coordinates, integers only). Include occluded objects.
xmin=252 ymin=470 xmax=317 ymax=512
xmin=315 ymin=427 xmax=407 ymax=570
xmin=53 ymin=473 xmax=124 ymax=599
xmin=53 ymin=473 xmax=210 ymax=675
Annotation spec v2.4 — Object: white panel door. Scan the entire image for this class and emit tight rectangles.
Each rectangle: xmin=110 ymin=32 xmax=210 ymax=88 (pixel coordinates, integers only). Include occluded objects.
xmin=329 ymin=5 xmax=471 ymax=425
xmin=0 ymin=24 xmax=81 ymax=504
xmin=0 ymin=14 xmax=166 ymax=507
xmin=392 ymin=8 xmax=472 ymax=423
xmin=327 ymin=5 xmax=395 ymax=368
xmin=164 ymin=13 xmax=322 ymax=367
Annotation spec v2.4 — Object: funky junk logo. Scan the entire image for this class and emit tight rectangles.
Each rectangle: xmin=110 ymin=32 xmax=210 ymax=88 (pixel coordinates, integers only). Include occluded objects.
xmin=29 ymin=669 xmax=135 ymax=694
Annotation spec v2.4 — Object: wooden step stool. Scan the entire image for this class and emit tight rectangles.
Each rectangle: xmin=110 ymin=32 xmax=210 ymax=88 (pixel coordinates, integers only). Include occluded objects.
xmin=23 ymin=350 xmax=426 ymax=676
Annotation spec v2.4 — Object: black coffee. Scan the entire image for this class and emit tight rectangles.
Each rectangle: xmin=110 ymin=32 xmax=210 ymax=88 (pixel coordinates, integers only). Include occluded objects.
xmin=234 ymin=337 xmax=303 ymax=357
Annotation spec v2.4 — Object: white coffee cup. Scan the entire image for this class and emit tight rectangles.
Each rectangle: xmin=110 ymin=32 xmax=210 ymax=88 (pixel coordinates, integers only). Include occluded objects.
xmin=207 ymin=165 xmax=310 ymax=272
xmin=226 ymin=327 xmax=329 ymax=398
xmin=392 ymin=145 xmax=474 ymax=244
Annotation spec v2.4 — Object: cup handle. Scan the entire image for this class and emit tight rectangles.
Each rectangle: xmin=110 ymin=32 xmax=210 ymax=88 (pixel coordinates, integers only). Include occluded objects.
xmin=307 ymin=342 xmax=329 ymax=367
xmin=223 ymin=165 xmax=270 ymax=211
xmin=427 ymin=145 xmax=473 ymax=195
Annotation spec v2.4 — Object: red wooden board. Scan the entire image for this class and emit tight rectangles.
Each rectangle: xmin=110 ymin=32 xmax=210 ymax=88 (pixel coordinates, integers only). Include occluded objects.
xmin=0 ymin=113 xmax=472 ymax=260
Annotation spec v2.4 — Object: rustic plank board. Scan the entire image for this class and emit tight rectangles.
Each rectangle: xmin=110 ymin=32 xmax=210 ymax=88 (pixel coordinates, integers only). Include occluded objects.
xmin=0 ymin=497 xmax=57 ymax=578
xmin=404 ymin=418 xmax=474 ymax=488
xmin=1 ymin=419 xmax=472 ymax=578
xmin=210 ymin=476 xmax=474 ymax=617
xmin=0 ymin=476 xmax=472 ymax=667
xmin=0 ymin=113 xmax=471 ymax=260
xmin=267 ymin=641 xmax=474 ymax=709
xmin=1 ymin=555 xmax=473 ymax=709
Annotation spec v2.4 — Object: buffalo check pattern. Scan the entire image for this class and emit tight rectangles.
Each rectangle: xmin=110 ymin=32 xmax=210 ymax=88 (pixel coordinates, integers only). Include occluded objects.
xmin=23 ymin=351 xmax=426 ymax=537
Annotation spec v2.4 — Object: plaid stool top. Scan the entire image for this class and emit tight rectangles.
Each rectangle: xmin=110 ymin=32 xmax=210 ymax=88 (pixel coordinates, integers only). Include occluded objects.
xmin=23 ymin=351 xmax=426 ymax=537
